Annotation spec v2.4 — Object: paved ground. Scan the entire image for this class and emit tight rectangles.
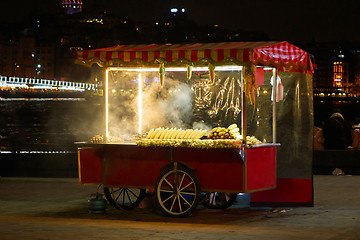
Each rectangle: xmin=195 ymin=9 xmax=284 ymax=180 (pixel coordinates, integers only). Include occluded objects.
xmin=0 ymin=175 xmax=359 ymax=240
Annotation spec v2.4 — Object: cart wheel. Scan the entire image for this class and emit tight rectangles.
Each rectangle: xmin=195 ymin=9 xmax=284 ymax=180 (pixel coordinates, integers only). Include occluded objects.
xmin=201 ymin=192 xmax=237 ymax=209
xmin=155 ymin=165 xmax=201 ymax=217
xmin=103 ymin=187 xmax=146 ymax=210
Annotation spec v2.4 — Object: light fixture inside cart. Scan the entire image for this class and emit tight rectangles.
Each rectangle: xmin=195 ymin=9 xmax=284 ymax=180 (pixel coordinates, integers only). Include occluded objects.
xmin=104 ymin=66 xmax=243 ymax=141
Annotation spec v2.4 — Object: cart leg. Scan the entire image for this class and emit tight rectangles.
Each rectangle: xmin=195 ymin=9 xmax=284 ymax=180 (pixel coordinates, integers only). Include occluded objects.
xmin=155 ymin=165 xmax=201 ymax=217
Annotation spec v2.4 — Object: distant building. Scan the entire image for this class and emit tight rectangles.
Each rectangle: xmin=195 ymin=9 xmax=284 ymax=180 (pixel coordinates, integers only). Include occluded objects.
xmin=309 ymin=42 xmax=360 ymax=92
xmin=58 ymin=11 xmax=137 ymax=49
xmin=332 ymin=61 xmax=349 ymax=88
xmin=0 ymin=38 xmax=55 ymax=79
xmin=35 ymin=44 xmax=56 ymax=79
xmin=0 ymin=38 xmax=36 ymax=78
xmin=0 ymin=42 xmax=12 ymax=76
xmin=310 ymin=42 xmax=360 ymax=104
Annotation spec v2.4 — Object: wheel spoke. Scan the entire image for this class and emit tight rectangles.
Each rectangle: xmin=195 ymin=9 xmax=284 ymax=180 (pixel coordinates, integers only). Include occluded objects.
xmin=179 ymin=193 xmax=192 ymax=206
xmin=127 ymin=188 xmax=139 ymax=198
xmin=210 ymin=193 xmax=216 ymax=205
xmin=125 ymin=189 xmax=134 ymax=204
xmin=162 ymin=193 xmax=176 ymax=204
xmin=220 ymin=195 xmax=226 ymax=205
xmin=179 ymin=191 xmax=196 ymax=196
xmin=160 ymin=189 xmax=174 ymax=193
xmin=169 ymin=195 xmax=177 ymax=212
xmin=180 ymin=181 xmax=194 ymax=192
xmin=114 ymin=188 xmax=124 ymax=202
xmin=178 ymin=173 xmax=185 ymax=190
xmin=164 ymin=178 xmax=174 ymax=189
xmin=177 ymin=195 xmax=182 ymax=212
xmin=113 ymin=188 xmax=123 ymax=194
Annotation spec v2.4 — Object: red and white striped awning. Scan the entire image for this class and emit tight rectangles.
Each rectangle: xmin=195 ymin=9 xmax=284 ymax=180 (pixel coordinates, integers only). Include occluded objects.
xmin=75 ymin=41 xmax=313 ymax=72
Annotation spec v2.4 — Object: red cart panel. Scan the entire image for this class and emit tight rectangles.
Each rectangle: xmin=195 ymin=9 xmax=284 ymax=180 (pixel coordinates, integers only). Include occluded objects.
xmin=103 ymin=145 xmax=169 ymax=188
xmin=78 ymin=147 xmax=103 ymax=184
xmin=78 ymin=143 xmax=277 ymax=194
xmin=172 ymin=148 xmax=245 ymax=192
xmin=245 ymin=146 xmax=277 ymax=192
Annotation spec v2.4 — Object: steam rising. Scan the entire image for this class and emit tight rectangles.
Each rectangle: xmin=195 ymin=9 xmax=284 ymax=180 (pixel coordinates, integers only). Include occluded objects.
xmin=66 ymin=69 xmax=246 ymax=142
xmin=107 ymin=71 xmax=203 ymax=138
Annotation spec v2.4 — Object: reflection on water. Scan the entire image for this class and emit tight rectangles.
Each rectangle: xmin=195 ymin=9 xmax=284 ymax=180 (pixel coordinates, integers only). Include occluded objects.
xmin=0 ymin=98 xmax=85 ymax=101
xmin=314 ymin=100 xmax=360 ymax=126
xmin=0 ymin=150 xmax=75 ymax=154
xmin=0 ymin=97 xmax=103 ymax=151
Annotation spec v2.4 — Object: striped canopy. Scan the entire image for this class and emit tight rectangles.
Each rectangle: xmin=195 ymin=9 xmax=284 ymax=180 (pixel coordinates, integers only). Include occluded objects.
xmin=75 ymin=41 xmax=313 ymax=72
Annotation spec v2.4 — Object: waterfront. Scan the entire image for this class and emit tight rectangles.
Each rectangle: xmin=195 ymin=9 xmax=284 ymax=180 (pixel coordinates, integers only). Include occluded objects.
xmin=314 ymin=99 xmax=360 ymax=126
xmin=1 ymin=93 xmax=360 ymax=149
xmin=0 ymin=94 xmax=103 ymax=151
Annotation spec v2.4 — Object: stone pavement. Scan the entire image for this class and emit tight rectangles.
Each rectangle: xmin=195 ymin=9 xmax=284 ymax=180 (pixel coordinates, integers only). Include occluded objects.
xmin=0 ymin=175 xmax=359 ymax=240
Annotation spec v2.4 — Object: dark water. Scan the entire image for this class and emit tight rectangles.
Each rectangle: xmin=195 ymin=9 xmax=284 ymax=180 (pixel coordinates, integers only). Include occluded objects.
xmin=0 ymin=96 xmax=103 ymax=150
xmin=314 ymin=99 xmax=360 ymax=126
xmin=1 ymin=94 xmax=359 ymax=150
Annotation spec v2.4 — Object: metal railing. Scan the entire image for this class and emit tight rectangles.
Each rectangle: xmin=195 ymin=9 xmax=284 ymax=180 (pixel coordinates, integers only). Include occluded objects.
xmin=0 ymin=75 xmax=98 ymax=91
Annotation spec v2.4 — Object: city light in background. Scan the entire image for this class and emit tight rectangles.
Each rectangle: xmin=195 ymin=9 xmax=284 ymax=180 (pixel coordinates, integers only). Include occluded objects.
xmin=0 ymin=0 xmax=360 ymax=151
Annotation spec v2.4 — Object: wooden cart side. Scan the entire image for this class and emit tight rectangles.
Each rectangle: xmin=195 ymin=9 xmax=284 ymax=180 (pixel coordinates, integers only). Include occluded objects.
xmin=78 ymin=147 xmax=103 ymax=185
xmin=245 ymin=146 xmax=277 ymax=192
xmin=172 ymin=148 xmax=246 ymax=193
xmin=102 ymin=145 xmax=170 ymax=188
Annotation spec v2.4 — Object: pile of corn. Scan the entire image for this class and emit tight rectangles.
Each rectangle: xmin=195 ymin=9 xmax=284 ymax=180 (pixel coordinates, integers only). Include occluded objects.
xmin=90 ymin=135 xmax=104 ymax=143
xmin=208 ymin=124 xmax=241 ymax=140
xmin=146 ymin=128 xmax=206 ymax=140
xmin=136 ymin=139 xmax=244 ymax=149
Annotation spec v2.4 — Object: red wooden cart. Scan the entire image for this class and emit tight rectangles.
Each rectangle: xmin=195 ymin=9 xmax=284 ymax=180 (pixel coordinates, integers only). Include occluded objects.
xmin=78 ymin=142 xmax=279 ymax=217
xmin=72 ymin=41 xmax=302 ymax=217
xmin=75 ymin=41 xmax=315 ymax=208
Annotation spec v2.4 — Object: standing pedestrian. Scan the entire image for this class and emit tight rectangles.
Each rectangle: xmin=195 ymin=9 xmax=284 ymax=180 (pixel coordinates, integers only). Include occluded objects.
xmin=322 ymin=111 xmax=352 ymax=149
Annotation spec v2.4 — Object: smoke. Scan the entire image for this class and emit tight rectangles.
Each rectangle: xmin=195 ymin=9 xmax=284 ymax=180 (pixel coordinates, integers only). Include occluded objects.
xmin=192 ymin=121 xmax=212 ymax=134
xmin=107 ymin=71 xmax=203 ymax=138
xmin=62 ymin=69 xmax=243 ymax=142
xmin=157 ymin=81 xmax=193 ymax=128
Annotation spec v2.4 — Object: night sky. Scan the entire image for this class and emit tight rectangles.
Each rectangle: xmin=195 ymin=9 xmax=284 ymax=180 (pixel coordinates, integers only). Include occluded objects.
xmin=0 ymin=0 xmax=359 ymax=43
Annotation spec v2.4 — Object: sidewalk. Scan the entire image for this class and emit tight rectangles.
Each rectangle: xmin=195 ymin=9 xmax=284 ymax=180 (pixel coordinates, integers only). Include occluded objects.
xmin=0 ymin=175 xmax=359 ymax=240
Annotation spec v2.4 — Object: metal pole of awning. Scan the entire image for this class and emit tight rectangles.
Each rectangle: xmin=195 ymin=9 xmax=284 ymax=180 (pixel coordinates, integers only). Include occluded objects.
xmin=272 ymin=68 xmax=277 ymax=143
xmin=105 ymin=68 xmax=110 ymax=141
xmin=241 ymin=68 xmax=246 ymax=145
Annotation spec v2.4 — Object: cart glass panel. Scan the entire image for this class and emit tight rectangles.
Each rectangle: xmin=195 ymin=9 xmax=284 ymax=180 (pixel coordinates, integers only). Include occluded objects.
xmin=105 ymin=66 xmax=276 ymax=143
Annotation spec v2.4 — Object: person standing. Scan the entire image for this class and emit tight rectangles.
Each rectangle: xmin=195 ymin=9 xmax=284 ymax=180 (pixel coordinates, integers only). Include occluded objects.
xmin=322 ymin=112 xmax=352 ymax=149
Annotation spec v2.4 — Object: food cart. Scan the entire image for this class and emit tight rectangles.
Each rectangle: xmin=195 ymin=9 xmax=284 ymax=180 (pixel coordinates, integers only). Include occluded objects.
xmin=75 ymin=42 xmax=314 ymax=217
